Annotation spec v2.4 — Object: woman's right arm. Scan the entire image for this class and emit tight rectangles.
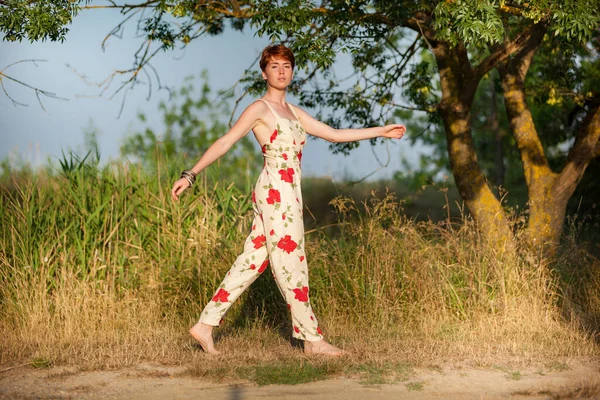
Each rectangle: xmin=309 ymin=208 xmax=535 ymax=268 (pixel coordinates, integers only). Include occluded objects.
xmin=171 ymin=102 xmax=263 ymax=201
xmin=293 ymin=107 xmax=405 ymax=143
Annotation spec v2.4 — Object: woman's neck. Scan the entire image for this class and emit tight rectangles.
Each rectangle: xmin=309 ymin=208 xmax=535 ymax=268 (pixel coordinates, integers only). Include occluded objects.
xmin=262 ymin=87 xmax=287 ymax=106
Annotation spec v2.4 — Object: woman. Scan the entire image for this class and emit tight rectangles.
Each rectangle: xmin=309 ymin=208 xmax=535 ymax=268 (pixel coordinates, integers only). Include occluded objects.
xmin=171 ymin=44 xmax=406 ymax=356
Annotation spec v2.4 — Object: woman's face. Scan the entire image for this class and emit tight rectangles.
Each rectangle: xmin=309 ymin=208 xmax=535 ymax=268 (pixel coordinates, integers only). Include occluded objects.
xmin=262 ymin=57 xmax=293 ymax=89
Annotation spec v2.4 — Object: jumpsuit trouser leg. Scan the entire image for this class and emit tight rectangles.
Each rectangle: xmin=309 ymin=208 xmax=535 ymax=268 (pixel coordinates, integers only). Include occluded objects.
xmin=199 ymin=183 xmax=323 ymax=342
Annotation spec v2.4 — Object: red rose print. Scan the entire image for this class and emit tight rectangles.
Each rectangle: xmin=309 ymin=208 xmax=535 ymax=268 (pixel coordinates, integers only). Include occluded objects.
xmin=297 ymin=151 xmax=302 ymax=162
xmin=258 ymin=259 xmax=269 ymax=273
xmin=212 ymin=288 xmax=230 ymax=303
xmin=261 ymin=144 xmax=267 ymax=154
xmin=310 ymin=316 xmax=314 ymax=320
xmin=277 ymin=235 xmax=297 ymax=253
xmin=270 ymin=129 xmax=278 ymax=143
xmin=282 ymin=153 xmax=288 ymax=160
xmin=278 ymin=168 xmax=294 ymax=183
xmin=252 ymin=191 xmax=256 ymax=203
xmin=294 ymin=326 xmax=300 ymax=333
xmin=252 ymin=234 xmax=266 ymax=249
xmin=317 ymin=327 xmax=323 ymax=335
xmin=287 ymin=303 xmax=291 ymax=309
xmin=282 ymin=214 xmax=286 ymax=220
xmin=252 ymin=224 xmax=256 ymax=230
xmin=293 ymin=286 xmax=309 ymax=302
xmin=249 ymin=264 xmax=256 ymax=270
xmin=300 ymin=256 xmax=305 ymax=262
xmin=269 ymin=229 xmax=275 ymax=236
xmin=266 ymin=188 xmax=281 ymax=205
xmin=300 ymin=140 xmax=305 ymax=145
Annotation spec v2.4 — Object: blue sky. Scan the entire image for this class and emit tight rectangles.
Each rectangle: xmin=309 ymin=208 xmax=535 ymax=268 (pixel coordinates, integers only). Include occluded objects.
xmin=0 ymin=8 xmax=420 ymax=180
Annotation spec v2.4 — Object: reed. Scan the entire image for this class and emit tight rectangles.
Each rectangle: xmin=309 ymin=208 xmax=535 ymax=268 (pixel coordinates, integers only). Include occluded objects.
xmin=1 ymin=158 xmax=598 ymax=371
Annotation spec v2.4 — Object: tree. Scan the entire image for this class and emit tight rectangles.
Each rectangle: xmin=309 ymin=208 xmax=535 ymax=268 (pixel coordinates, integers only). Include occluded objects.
xmin=496 ymin=30 xmax=600 ymax=250
xmin=398 ymin=34 xmax=600 ymax=218
xmin=2 ymin=0 xmax=599 ymax=256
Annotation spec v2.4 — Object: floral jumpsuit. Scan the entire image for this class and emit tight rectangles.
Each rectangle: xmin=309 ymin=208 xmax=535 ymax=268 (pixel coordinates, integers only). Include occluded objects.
xmin=199 ymin=99 xmax=324 ymax=342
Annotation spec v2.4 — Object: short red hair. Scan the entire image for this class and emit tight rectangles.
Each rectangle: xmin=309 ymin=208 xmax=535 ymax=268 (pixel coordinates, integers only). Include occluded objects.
xmin=259 ymin=44 xmax=295 ymax=71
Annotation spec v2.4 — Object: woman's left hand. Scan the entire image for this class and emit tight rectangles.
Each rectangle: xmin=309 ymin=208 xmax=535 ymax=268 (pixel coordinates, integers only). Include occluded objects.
xmin=381 ymin=124 xmax=406 ymax=139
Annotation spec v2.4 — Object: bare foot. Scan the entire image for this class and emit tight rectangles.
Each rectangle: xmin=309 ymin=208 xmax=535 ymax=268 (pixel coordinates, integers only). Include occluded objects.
xmin=304 ymin=340 xmax=345 ymax=356
xmin=189 ymin=322 xmax=220 ymax=354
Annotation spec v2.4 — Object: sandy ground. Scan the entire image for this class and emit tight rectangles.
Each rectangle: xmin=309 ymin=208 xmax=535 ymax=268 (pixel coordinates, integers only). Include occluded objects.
xmin=1 ymin=361 xmax=599 ymax=400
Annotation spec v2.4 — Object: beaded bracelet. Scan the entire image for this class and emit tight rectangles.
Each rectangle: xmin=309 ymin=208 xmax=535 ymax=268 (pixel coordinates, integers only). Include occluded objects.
xmin=181 ymin=169 xmax=197 ymax=186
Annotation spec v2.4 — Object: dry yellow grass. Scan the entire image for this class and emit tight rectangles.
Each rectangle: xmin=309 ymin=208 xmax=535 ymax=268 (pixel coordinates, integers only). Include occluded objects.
xmin=1 ymin=167 xmax=598 ymax=375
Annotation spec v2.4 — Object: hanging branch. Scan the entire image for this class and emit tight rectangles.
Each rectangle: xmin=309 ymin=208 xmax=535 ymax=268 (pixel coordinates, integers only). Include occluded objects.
xmin=0 ymin=60 xmax=68 ymax=110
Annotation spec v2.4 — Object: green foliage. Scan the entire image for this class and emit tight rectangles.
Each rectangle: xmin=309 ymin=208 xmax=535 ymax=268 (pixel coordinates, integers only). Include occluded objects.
xmin=548 ymin=0 xmax=600 ymax=41
xmin=525 ymin=32 xmax=600 ymax=149
xmin=144 ymin=10 xmax=179 ymax=50
xmin=120 ymin=71 xmax=261 ymax=185
xmin=0 ymin=0 xmax=88 ymax=42
xmin=403 ymin=56 xmax=439 ymax=114
xmin=433 ymin=0 xmax=505 ymax=47
xmin=432 ymin=0 xmax=600 ymax=48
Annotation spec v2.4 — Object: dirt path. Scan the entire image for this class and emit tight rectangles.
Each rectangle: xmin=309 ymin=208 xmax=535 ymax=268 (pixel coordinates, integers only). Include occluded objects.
xmin=1 ymin=361 xmax=599 ymax=399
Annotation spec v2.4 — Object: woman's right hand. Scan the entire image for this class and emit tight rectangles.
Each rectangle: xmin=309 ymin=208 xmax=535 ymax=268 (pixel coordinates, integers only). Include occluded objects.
xmin=171 ymin=178 xmax=191 ymax=201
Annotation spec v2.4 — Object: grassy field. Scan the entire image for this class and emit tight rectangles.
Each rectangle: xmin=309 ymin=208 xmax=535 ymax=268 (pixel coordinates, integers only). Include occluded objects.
xmin=1 ymin=160 xmax=599 ymax=384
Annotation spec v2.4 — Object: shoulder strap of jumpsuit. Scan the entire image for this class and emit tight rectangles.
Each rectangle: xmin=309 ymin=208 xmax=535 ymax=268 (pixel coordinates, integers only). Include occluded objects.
xmin=287 ymin=103 xmax=300 ymax=121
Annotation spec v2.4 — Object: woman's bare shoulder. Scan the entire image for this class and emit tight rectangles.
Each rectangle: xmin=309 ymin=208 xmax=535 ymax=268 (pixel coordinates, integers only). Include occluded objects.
xmin=250 ymin=98 xmax=270 ymax=110
xmin=239 ymin=100 xmax=269 ymax=123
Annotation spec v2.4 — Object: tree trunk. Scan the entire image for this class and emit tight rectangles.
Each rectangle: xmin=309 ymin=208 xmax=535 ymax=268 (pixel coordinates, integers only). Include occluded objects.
xmin=502 ymin=82 xmax=600 ymax=254
xmin=432 ymin=42 xmax=513 ymax=249
xmin=498 ymin=23 xmax=600 ymax=255
xmin=499 ymin=68 xmax=559 ymax=250
xmin=553 ymin=96 xmax=600 ymax=233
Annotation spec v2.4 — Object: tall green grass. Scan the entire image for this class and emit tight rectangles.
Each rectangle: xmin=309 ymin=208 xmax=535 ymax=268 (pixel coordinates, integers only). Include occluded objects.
xmin=0 ymin=157 xmax=598 ymax=370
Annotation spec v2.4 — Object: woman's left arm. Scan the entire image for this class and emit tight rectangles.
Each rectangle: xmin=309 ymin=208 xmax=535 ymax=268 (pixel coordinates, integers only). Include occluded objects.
xmin=295 ymin=107 xmax=406 ymax=143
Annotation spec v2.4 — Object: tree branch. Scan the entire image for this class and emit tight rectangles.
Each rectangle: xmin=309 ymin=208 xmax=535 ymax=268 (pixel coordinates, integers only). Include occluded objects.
xmin=404 ymin=11 xmax=434 ymax=38
xmin=499 ymin=66 xmax=552 ymax=188
xmin=0 ymin=60 xmax=68 ymax=110
xmin=557 ymin=96 xmax=600 ymax=198
xmin=404 ymin=11 xmax=436 ymax=50
xmin=475 ymin=22 xmax=546 ymax=80
xmin=81 ymin=0 xmax=159 ymax=11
